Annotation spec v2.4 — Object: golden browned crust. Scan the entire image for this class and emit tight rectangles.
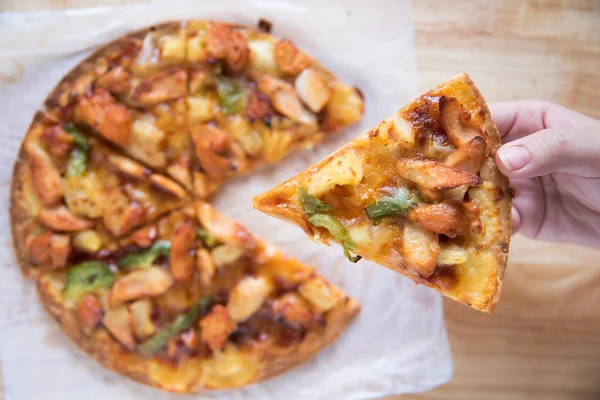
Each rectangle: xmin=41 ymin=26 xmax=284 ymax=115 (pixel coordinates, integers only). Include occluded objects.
xmin=10 ymin=111 xmax=52 ymax=279
xmin=456 ymin=73 xmax=511 ymax=313
xmin=44 ymin=22 xmax=183 ymax=111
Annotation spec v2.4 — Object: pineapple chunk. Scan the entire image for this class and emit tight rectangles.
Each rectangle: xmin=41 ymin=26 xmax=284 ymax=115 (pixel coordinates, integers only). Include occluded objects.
xmin=187 ymin=95 xmax=216 ymax=124
xmin=159 ymin=34 xmax=185 ymax=63
xmin=130 ymin=114 xmax=166 ymax=168
xmin=306 ymin=149 xmax=365 ymax=197
xmin=227 ymin=276 xmax=272 ymax=322
xmin=298 ymin=276 xmax=340 ymax=312
xmin=248 ymin=39 xmax=280 ymax=75
xmin=73 ymin=230 xmax=102 ymax=253
xmin=223 ymin=115 xmax=263 ymax=156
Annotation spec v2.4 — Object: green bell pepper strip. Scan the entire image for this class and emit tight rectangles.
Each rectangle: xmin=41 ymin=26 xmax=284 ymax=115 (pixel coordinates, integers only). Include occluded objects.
xmin=138 ymin=294 xmax=215 ymax=357
xmin=365 ymin=187 xmax=420 ymax=222
xmin=299 ymin=187 xmax=332 ymax=215
xmin=64 ymin=123 xmax=90 ymax=151
xmin=65 ymin=261 xmax=115 ymax=301
xmin=195 ymin=227 xmax=219 ymax=248
xmin=217 ymin=78 xmax=244 ymax=115
xmin=66 ymin=147 xmax=88 ymax=177
xmin=117 ymin=240 xmax=171 ymax=271
xmin=308 ymin=213 xmax=361 ymax=263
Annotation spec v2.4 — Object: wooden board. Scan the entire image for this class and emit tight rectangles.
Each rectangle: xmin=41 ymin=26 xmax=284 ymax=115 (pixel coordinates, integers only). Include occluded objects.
xmin=2 ymin=1 xmax=600 ymax=399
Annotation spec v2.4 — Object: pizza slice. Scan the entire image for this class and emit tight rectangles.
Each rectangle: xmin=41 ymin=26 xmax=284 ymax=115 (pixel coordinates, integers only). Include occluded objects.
xmin=185 ymin=20 xmax=365 ymax=197
xmin=34 ymin=201 xmax=359 ymax=392
xmin=11 ymin=111 xmax=189 ymax=276
xmin=45 ymin=22 xmax=193 ymax=188
xmin=253 ymin=73 xmax=512 ymax=313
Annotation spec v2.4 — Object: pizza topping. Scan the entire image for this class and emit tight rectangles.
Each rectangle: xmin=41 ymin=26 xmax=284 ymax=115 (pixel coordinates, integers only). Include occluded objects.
xmin=103 ymin=305 xmax=135 ymax=350
xmin=38 ymin=205 xmax=94 ymax=232
xmin=274 ymin=39 xmax=311 ymax=75
xmin=216 ymin=77 xmax=245 ymax=115
xmin=65 ymin=261 xmax=115 ymax=301
xmin=192 ymin=124 xmax=238 ymax=180
xmin=272 ymin=292 xmax=314 ymax=326
xmin=118 ymin=240 xmax=171 ymax=271
xmin=130 ymin=66 xmax=187 ymax=106
xmin=196 ymin=202 xmax=256 ymax=250
xmin=211 ymin=244 xmax=246 ymax=269
xmin=227 ymin=276 xmax=272 ymax=322
xmin=445 ymin=135 xmax=487 ymax=174
xmin=199 ymin=304 xmax=236 ymax=351
xmin=138 ymin=294 xmax=214 ymax=357
xmin=196 ymin=248 xmax=216 ymax=285
xmin=66 ymin=147 xmax=88 ymax=177
xmin=408 ymin=200 xmax=481 ymax=238
xmin=299 ymin=187 xmax=331 ymax=214
xmin=63 ymin=122 xmax=90 ymax=150
xmin=307 ymin=213 xmax=360 ymax=262
xmin=365 ymin=187 xmax=420 ymax=222
xmin=401 ymin=220 xmax=439 ymax=277
xmin=298 ymin=276 xmax=340 ymax=312
xmin=72 ymin=230 xmax=102 ymax=253
xmin=63 ymin=172 xmax=104 ymax=219
xmin=76 ymin=293 xmax=103 ymax=330
xmin=305 ymin=149 xmax=364 ymax=197
xmin=102 ymin=188 xmax=146 ymax=236
xmin=96 ymin=66 xmax=132 ymax=95
xmin=40 ymin=124 xmax=75 ymax=157
xmin=107 ymin=153 xmax=149 ymax=180
xmin=149 ymin=174 xmax=188 ymax=200
xmin=195 ymin=226 xmax=219 ymax=248
xmin=439 ymin=96 xmax=489 ymax=153
xmin=224 ymin=29 xmax=250 ymax=71
xmin=397 ymin=158 xmax=481 ymax=190
xmin=294 ymin=68 xmax=331 ymax=113
xmin=258 ymin=75 xmax=316 ymax=125
xmin=27 ymin=232 xmax=71 ymax=269
xmin=437 ymin=243 xmax=469 ymax=265
xmin=130 ymin=225 xmax=157 ymax=248
xmin=246 ymin=92 xmax=272 ymax=123
xmin=25 ymin=141 xmax=63 ymax=206
xmin=248 ymin=39 xmax=279 ymax=75
xmin=110 ymin=266 xmax=174 ymax=304
xmin=206 ymin=24 xmax=250 ymax=71
xmin=170 ymin=222 xmax=196 ymax=282
xmin=75 ymin=89 xmax=132 ymax=146
xmin=323 ymin=82 xmax=364 ymax=129
xmin=129 ymin=298 xmax=156 ymax=340
xmin=129 ymin=114 xmax=167 ymax=169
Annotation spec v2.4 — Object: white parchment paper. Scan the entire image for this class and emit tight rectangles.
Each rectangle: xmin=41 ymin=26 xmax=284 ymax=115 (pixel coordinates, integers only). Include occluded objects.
xmin=0 ymin=1 xmax=452 ymax=399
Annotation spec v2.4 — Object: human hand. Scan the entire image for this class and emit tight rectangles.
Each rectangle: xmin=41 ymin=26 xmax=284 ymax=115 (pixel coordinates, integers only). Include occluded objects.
xmin=491 ymin=101 xmax=600 ymax=248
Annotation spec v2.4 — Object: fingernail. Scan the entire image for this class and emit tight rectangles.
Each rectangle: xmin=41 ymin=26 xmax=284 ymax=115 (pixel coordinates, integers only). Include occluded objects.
xmin=498 ymin=145 xmax=530 ymax=172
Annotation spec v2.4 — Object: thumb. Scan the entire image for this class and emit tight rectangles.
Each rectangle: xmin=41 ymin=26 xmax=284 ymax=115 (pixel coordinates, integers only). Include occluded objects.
xmin=495 ymin=127 xmax=600 ymax=178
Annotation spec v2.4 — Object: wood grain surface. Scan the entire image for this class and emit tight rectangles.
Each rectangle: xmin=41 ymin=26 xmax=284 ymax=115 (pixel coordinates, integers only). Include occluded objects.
xmin=2 ymin=1 xmax=600 ymax=399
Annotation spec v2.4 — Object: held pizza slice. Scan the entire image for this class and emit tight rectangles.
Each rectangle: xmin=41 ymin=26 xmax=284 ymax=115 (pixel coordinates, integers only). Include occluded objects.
xmin=185 ymin=20 xmax=365 ymax=198
xmin=11 ymin=111 xmax=189 ymax=276
xmin=34 ymin=202 xmax=359 ymax=392
xmin=45 ymin=22 xmax=194 ymax=188
xmin=254 ymin=73 xmax=512 ymax=313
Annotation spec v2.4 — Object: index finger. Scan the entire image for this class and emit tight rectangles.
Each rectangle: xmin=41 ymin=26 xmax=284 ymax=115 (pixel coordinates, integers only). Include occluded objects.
xmin=489 ymin=101 xmax=549 ymax=143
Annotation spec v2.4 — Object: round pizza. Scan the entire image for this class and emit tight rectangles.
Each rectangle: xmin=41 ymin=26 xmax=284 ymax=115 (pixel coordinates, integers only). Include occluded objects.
xmin=254 ymin=73 xmax=513 ymax=313
xmin=10 ymin=20 xmax=363 ymax=392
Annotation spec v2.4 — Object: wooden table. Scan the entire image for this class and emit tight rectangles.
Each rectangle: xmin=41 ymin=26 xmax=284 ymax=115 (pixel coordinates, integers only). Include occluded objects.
xmin=2 ymin=1 xmax=600 ymax=399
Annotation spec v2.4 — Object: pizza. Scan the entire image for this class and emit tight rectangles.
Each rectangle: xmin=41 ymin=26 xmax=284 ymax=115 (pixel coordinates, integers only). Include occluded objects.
xmin=45 ymin=20 xmax=364 ymax=197
xmin=10 ymin=19 xmax=363 ymax=392
xmin=254 ymin=73 xmax=512 ymax=313
xmin=34 ymin=202 xmax=359 ymax=391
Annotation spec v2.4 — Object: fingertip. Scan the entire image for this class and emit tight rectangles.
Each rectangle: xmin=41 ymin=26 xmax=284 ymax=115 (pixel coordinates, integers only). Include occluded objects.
xmin=496 ymin=145 xmax=531 ymax=176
